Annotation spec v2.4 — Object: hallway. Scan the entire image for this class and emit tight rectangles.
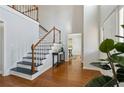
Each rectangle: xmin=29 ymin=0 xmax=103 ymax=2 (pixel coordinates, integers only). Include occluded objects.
xmin=0 ymin=56 xmax=101 ymax=87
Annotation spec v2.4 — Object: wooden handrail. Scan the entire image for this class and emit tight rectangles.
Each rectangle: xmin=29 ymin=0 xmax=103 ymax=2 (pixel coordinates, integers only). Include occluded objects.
xmin=115 ymin=35 xmax=124 ymax=38
xmin=8 ymin=5 xmax=38 ymax=21
xmin=31 ymin=26 xmax=61 ymax=73
xmin=33 ymin=27 xmax=54 ymax=48
xmin=55 ymin=28 xmax=61 ymax=32
xmin=12 ymin=5 xmax=15 ymax=9
xmin=39 ymin=24 xmax=48 ymax=32
xmin=22 ymin=7 xmax=37 ymax=14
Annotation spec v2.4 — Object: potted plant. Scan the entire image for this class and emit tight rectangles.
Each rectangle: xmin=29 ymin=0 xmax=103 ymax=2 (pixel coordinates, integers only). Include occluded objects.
xmin=85 ymin=24 xmax=124 ymax=87
xmin=85 ymin=39 xmax=124 ymax=87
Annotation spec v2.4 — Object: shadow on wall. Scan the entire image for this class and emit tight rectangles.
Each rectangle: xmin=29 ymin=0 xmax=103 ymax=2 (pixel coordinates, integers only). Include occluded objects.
xmin=83 ymin=51 xmax=99 ymax=68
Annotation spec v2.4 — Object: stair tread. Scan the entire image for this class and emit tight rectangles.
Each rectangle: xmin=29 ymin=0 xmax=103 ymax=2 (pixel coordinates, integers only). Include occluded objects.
xmin=35 ymin=49 xmax=51 ymax=50
xmin=28 ymin=52 xmax=49 ymax=55
xmin=39 ymin=45 xmax=52 ymax=46
xmin=23 ymin=57 xmax=46 ymax=60
xmin=17 ymin=61 xmax=42 ymax=67
xmin=11 ymin=67 xmax=38 ymax=75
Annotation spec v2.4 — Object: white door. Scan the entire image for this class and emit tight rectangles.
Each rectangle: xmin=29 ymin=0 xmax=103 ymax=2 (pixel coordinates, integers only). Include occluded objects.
xmin=0 ymin=22 xmax=4 ymax=74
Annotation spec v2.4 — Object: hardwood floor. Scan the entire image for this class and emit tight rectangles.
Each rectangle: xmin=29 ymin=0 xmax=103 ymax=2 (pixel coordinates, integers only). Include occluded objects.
xmin=0 ymin=56 xmax=101 ymax=87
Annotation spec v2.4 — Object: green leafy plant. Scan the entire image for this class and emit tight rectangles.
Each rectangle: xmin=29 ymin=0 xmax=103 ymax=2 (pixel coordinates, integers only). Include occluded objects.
xmin=121 ymin=24 xmax=124 ymax=29
xmin=99 ymin=39 xmax=115 ymax=53
xmin=99 ymin=39 xmax=119 ymax=87
xmin=85 ymin=76 xmax=116 ymax=87
xmin=86 ymin=38 xmax=124 ymax=87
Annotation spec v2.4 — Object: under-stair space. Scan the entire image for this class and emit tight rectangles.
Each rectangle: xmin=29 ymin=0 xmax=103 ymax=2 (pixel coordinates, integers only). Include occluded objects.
xmin=11 ymin=43 xmax=54 ymax=80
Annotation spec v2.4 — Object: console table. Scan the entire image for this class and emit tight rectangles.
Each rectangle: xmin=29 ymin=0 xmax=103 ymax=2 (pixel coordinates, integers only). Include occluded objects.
xmin=52 ymin=51 xmax=65 ymax=67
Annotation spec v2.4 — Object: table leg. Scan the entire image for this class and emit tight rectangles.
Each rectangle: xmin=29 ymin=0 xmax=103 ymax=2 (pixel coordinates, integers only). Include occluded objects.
xmin=52 ymin=54 xmax=54 ymax=67
xmin=57 ymin=54 xmax=59 ymax=65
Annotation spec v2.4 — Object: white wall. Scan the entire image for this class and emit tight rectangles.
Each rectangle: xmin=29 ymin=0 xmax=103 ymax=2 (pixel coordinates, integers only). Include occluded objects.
xmin=68 ymin=33 xmax=82 ymax=55
xmin=102 ymin=12 xmax=117 ymax=40
xmin=83 ymin=5 xmax=120 ymax=69
xmin=0 ymin=23 xmax=2 ymax=73
xmin=38 ymin=5 xmax=83 ymax=60
xmin=99 ymin=5 xmax=119 ymax=59
xmin=0 ymin=6 xmax=39 ymax=76
xmin=0 ymin=22 xmax=4 ymax=74
xmin=100 ymin=5 xmax=118 ymax=25
xmin=83 ymin=6 xmax=99 ymax=68
xmin=100 ymin=5 xmax=119 ymax=41
xmin=71 ymin=6 xmax=83 ymax=34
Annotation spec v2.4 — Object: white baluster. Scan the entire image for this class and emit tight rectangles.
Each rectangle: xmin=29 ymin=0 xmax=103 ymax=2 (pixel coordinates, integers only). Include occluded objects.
xmin=40 ymin=43 xmax=42 ymax=65
xmin=38 ymin=44 xmax=40 ymax=65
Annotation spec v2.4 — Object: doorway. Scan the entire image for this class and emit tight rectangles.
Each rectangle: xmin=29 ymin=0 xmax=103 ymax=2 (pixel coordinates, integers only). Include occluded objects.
xmin=0 ymin=21 xmax=4 ymax=75
xmin=68 ymin=33 xmax=82 ymax=59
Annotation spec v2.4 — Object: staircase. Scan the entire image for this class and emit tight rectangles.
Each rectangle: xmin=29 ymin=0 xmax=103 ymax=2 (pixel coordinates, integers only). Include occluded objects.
xmin=11 ymin=43 xmax=54 ymax=80
xmin=8 ymin=5 xmax=62 ymax=80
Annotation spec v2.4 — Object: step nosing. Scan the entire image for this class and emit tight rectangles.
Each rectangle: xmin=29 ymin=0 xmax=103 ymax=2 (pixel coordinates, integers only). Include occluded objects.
xmin=23 ymin=57 xmax=46 ymax=60
xmin=28 ymin=53 xmax=49 ymax=54
xmin=11 ymin=67 xmax=38 ymax=75
xmin=17 ymin=61 xmax=43 ymax=67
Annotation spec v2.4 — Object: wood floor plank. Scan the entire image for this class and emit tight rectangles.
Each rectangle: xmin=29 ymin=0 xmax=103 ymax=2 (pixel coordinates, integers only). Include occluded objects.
xmin=0 ymin=56 xmax=101 ymax=87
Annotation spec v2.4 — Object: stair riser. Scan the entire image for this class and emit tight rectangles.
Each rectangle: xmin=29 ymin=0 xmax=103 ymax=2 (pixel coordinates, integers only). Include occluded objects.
xmin=17 ymin=64 xmax=43 ymax=71
xmin=23 ymin=53 xmax=49 ymax=62
xmin=39 ymin=43 xmax=52 ymax=44
xmin=11 ymin=70 xmax=43 ymax=80
xmin=34 ymin=50 xmax=51 ymax=52
xmin=26 ymin=54 xmax=47 ymax=57
xmin=24 ymin=55 xmax=46 ymax=59
xmin=34 ymin=50 xmax=50 ymax=52
xmin=11 ymin=61 xmax=52 ymax=80
xmin=11 ymin=71 xmax=33 ymax=80
xmin=36 ymin=46 xmax=52 ymax=49
xmin=28 ymin=51 xmax=50 ymax=54
xmin=22 ymin=59 xmax=45 ymax=62
xmin=22 ymin=54 xmax=48 ymax=63
xmin=30 ymin=48 xmax=51 ymax=50
xmin=35 ymin=47 xmax=51 ymax=49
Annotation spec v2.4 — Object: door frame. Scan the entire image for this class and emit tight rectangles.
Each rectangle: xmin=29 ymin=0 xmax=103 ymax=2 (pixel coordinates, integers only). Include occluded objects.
xmin=67 ymin=33 xmax=82 ymax=59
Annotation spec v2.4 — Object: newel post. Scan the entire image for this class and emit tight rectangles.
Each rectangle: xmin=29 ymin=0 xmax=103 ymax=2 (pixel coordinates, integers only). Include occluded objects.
xmin=31 ymin=44 xmax=35 ymax=73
